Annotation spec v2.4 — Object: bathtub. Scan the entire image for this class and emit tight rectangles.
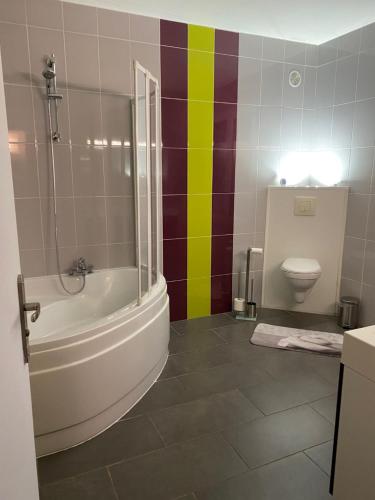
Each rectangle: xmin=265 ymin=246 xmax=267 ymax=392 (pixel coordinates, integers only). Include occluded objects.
xmin=26 ymin=267 xmax=169 ymax=457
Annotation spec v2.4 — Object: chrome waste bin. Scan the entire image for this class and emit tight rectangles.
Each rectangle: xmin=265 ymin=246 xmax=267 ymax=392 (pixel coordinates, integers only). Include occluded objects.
xmin=338 ymin=296 xmax=359 ymax=329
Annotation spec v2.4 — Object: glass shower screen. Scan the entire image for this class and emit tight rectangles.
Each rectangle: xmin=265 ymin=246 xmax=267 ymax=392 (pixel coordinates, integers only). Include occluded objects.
xmin=133 ymin=61 xmax=161 ymax=304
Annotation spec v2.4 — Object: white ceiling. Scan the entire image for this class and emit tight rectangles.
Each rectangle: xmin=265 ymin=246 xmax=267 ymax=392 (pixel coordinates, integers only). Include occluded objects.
xmin=68 ymin=0 xmax=375 ymax=44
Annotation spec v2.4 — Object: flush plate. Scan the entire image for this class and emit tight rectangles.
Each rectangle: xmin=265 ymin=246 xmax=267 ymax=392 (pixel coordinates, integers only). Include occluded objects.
xmin=294 ymin=196 xmax=317 ymax=216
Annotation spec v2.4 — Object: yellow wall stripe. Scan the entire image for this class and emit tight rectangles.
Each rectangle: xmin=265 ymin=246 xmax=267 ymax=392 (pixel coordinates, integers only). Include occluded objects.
xmin=188 ymin=24 xmax=215 ymax=52
xmin=187 ymin=24 xmax=215 ymax=319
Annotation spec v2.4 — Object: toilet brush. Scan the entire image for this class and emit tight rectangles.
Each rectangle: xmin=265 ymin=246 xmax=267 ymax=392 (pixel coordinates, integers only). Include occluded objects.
xmin=234 ymin=247 xmax=263 ymax=321
xmin=247 ymin=273 xmax=257 ymax=320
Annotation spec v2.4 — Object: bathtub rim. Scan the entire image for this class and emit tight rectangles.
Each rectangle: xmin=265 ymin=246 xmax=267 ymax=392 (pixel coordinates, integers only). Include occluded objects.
xmin=28 ymin=268 xmax=167 ymax=353
xmin=30 ymin=283 xmax=169 ymax=372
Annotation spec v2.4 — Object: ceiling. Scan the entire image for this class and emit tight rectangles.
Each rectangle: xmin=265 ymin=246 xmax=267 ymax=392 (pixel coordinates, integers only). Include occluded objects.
xmin=68 ymin=0 xmax=375 ymax=44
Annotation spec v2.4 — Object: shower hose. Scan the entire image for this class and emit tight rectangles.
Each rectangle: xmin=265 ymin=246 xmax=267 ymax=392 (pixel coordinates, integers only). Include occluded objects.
xmin=47 ymin=97 xmax=85 ymax=295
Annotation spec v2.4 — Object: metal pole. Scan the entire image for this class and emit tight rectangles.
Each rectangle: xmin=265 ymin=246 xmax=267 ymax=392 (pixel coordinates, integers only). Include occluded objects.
xmin=245 ymin=248 xmax=251 ymax=303
xmin=133 ymin=61 xmax=142 ymax=305
xmin=145 ymin=73 xmax=152 ymax=293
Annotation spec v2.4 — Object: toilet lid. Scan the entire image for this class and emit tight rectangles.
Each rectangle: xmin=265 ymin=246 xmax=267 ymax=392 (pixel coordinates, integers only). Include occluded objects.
xmin=281 ymin=258 xmax=321 ymax=274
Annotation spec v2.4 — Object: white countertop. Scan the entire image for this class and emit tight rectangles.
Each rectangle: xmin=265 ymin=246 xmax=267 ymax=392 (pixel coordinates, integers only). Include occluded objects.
xmin=342 ymin=326 xmax=375 ymax=382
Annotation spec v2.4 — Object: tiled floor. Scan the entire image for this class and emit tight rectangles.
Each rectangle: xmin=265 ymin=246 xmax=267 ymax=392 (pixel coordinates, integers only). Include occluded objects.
xmin=38 ymin=309 xmax=343 ymax=500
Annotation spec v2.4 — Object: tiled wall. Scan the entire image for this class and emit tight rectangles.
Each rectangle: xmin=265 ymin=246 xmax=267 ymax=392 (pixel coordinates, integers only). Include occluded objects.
xmin=0 ymin=0 xmax=323 ymax=321
xmin=314 ymin=23 xmax=375 ymax=326
xmin=3 ymin=0 xmax=375 ymax=324
xmin=160 ymin=21 xmax=239 ymax=320
xmin=161 ymin=21 xmax=375 ymax=324
xmin=232 ymin=35 xmax=318 ymax=312
xmin=160 ymin=21 xmax=319 ymax=320
xmin=0 ymin=0 xmax=160 ymax=277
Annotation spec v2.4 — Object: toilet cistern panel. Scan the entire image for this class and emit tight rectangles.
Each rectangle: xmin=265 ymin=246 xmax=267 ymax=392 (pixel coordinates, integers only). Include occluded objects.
xmin=294 ymin=196 xmax=317 ymax=216
xmin=262 ymin=186 xmax=348 ymax=314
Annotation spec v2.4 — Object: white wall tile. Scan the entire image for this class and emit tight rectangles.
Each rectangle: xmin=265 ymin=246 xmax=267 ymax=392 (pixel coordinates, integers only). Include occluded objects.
xmin=357 ymin=52 xmax=375 ymax=101
xmin=335 ymin=55 xmax=358 ymax=104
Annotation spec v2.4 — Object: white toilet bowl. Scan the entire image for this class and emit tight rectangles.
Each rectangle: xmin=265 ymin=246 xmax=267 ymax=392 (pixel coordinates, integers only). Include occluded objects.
xmin=281 ymin=258 xmax=321 ymax=303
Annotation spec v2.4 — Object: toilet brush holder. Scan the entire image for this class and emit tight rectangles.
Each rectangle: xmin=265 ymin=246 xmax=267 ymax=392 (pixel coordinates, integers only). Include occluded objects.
xmin=236 ymin=290 xmax=257 ymax=321
xmin=246 ymin=301 xmax=257 ymax=319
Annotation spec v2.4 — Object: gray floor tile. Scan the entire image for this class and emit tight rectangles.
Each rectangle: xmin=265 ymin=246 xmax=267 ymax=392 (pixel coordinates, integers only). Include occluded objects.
xmin=38 ymin=416 xmax=164 ymax=484
xmin=195 ymin=452 xmax=331 ymax=500
xmin=307 ymin=355 xmax=341 ymax=386
xmin=172 ymin=313 xmax=236 ymax=334
xmin=150 ymin=389 xmax=262 ymax=445
xmin=39 ymin=468 xmax=116 ymax=500
xmin=241 ymin=373 xmax=336 ymax=414
xmin=179 ymin=362 xmax=273 ymax=400
xmin=256 ymin=312 xmax=304 ymax=329
xmin=250 ymin=349 xmax=315 ymax=378
xmin=125 ymin=377 xmax=188 ymax=417
xmin=257 ymin=308 xmax=292 ymax=321
xmin=256 ymin=348 xmax=340 ymax=382
xmin=222 ymin=405 xmax=333 ymax=469
xmin=109 ymin=434 xmax=247 ymax=500
xmin=169 ymin=328 xmax=225 ymax=354
xmin=38 ymin=310 xmax=342 ymax=495
xmin=284 ymin=311 xmax=337 ymax=329
xmin=216 ymin=341 xmax=270 ymax=364
xmin=310 ymin=395 xmax=337 ymax=423
xmin=159 ymin=346 xmax=233 ymax=379
xmin=305 ymin=440 xmax=333 ymax=475
xmin=213 ymin=322 xmax=257 ymax=344
xmin=173 ymin=495 xmax=197 ymax=500
xmin=309 ymin=320 xmax=344 ymax=334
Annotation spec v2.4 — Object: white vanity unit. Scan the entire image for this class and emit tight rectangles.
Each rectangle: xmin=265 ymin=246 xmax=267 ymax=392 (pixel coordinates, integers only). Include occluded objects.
xmin=331 ymin=327 xmax=375 ymax=499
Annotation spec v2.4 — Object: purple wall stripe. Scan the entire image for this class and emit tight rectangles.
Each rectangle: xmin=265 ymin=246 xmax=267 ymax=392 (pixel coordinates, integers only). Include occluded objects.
xmin=161 ymin=98 xmax=187 ymax=148
xmin=210 ymin=32 xmax=239 ymax=315
xmin=163 ymin=195 xmax=187 ymax=240
xmin=211 ymin=235 xmax=233 ymax=276
xmin=160 ymin=20 xmax=188 ymax=48
xmin=161 ymin=46 xmax=188 ymax=99
xmin=211 ymin=274 xmax=233 ymax=314
xmin=211 ymin=193 xmax=235 ymax=235
xmin=214 ymin=54 xmax=239 ymax=103
xmin=162 ymin=148 xmax=187 ymax=195
xmin=215 ymin=30 xmax=239 ymax=56
xmin=163 ymin=238 xmax=187 ymax=281
xmin=167 ymin=280 xmax=187 ymax=321
xmin=161 ymin=21 xmax=188 ymax=321
xmin=212 ymin=149 xmax=236 ymax=193
xmin=213 ymin=103 xmax=237 ymax=149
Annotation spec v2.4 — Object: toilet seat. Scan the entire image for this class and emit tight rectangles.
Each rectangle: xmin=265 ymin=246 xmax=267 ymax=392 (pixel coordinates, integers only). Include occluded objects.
xmin=281 ymin=258 xmax=321 ymax=279
xmin=281 ymin=258 xmax=321 ymax=303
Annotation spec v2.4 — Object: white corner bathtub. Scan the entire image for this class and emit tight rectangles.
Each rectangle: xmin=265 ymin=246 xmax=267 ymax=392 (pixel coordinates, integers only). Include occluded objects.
xmin=26 ymin=267 xmax=169 ymax=457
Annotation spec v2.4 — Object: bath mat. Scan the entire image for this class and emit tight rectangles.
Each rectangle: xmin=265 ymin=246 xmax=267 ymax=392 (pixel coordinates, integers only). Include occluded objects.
xmin=250 ymin=323 xmax=343 ymax=356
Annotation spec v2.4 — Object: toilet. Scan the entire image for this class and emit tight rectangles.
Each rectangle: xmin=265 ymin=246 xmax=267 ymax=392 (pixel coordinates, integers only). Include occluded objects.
xmin=281 ymin=258 xmax=321 ymax=303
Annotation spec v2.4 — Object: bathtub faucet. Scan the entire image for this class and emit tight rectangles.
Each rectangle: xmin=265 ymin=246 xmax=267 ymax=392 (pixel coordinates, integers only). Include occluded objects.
xmin=69 ymin=257 xmax=94 ymax=276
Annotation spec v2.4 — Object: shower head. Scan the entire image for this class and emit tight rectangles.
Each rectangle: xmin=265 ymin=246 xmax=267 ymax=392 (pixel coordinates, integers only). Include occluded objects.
xmin=42 ymin=54 xmax=56 ymax=80
xmin=42 ymin=67 xmax=56 ymax=80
